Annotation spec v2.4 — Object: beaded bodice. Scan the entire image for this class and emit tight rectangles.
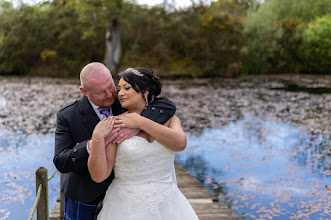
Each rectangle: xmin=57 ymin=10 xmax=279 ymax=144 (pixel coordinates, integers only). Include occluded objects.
xmin=114 ymin=136 xmax=175 ymax=183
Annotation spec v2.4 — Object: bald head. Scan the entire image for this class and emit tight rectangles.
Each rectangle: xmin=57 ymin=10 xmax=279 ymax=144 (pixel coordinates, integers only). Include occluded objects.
xmin=80 ymin=62 xmax=113 ymax=90
xmin=79 ymin=62 xmax=116 ymax=107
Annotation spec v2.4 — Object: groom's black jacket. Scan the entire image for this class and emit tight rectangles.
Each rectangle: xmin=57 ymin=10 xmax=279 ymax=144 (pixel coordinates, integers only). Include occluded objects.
xmin=54 ymin=95 xmax=175 ymax=203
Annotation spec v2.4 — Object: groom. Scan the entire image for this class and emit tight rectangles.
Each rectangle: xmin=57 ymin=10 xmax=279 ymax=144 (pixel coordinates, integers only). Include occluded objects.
xmin=54 ymin=62 xmax=176 ymax=220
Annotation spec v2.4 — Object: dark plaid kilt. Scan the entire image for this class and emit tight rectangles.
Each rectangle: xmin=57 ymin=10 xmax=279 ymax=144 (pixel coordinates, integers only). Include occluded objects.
xmin=63 ymin=197 xmax=99 ymax=220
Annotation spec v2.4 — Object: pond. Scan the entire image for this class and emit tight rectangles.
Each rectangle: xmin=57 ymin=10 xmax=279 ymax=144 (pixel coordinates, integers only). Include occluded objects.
xmin=0 ymin=128 xmax=59 ymax=219
xmin=0 ymin=75 xmax=330 ymax=219
xmin=176 ymin=113 xmax=330 ymax=219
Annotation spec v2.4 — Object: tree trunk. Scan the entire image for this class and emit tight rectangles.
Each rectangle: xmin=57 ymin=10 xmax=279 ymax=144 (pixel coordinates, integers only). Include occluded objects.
xmin=103 ymin=13 xmax=121 ymax=74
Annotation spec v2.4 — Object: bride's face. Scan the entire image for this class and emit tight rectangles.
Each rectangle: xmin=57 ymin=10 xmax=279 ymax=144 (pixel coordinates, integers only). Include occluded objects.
xmin=117 ymin=78 xmax=145 ymax=111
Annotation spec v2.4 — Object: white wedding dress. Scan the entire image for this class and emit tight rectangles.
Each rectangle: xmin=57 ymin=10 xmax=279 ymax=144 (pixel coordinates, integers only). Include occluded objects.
xmin=97 ymin=136 xmax=199 ymax=220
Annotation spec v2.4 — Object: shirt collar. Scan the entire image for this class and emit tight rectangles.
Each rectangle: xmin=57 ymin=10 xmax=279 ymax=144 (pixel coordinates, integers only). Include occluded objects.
xmin=89 ymin=100 xmax=100 ymax=111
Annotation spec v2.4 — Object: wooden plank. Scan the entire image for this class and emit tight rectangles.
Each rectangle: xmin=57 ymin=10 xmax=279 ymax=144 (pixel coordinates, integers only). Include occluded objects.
xmin=191 ymin=203 xmax=238 ymax=215
xmin=199 ymin=216 xmax=242 ymax=220
xmin=179 ymin=185 xmax=217 ymax=200
xmin=49 ymin=202 xmax=60 ymax=220
xmin=176 ymin=174 xmax=203 ymax=186
xmin=174 ymin=162 xmax=239 ymax=219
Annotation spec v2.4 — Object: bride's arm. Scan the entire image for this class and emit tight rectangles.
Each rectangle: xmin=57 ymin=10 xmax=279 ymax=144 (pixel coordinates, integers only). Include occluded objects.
xmin=115 ymin=113 xmax=186 ymax=151
xmin=88 ymin=141 xmax=117 ymax=183
xmin=88 ymin=117 xmax=117 ymax=183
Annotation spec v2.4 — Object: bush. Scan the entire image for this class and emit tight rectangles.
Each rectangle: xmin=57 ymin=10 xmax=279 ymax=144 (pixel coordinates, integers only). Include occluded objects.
xmin=299 ymin=15 xmax=331 ymax=73
xmin=242 ymin=0 xmax=331 ymax=74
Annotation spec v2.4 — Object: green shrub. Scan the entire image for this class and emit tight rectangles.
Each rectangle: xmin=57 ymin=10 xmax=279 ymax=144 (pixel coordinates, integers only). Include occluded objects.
xmin=242 ymin=0 xmax=331 ymax=74
xmin=299 ymin=15 xmax=331 ymax=73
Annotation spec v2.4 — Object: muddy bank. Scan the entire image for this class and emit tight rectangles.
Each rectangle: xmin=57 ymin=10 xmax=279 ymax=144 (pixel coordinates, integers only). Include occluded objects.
xmin=0 ymin=75 xmax=330 ymax=138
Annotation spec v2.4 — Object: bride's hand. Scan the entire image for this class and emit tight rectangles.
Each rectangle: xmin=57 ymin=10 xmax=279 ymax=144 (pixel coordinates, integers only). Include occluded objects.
xmin=92 ymin=117 xmax=115 ymax=139
xmin=114 ymin=113 xmax=142 ymax=129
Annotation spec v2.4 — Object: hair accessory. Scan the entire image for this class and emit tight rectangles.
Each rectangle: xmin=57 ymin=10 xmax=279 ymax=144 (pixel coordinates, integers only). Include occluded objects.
xmin=126 ymin=68 xmax=143 ymax=77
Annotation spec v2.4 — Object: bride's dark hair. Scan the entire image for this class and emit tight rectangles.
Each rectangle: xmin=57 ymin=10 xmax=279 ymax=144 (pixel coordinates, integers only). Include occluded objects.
xmin=118 ymin=68 xmax=162 ymax=103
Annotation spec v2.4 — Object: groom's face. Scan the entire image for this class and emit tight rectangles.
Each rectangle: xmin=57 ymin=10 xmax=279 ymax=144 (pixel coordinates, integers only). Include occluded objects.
xmin=85 ymin=76 xmax=116 ymax=107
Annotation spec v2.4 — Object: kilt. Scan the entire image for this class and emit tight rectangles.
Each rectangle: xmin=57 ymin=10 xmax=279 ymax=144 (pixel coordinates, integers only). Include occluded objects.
xmin=63 ymin=197 xmax=99 ymax=220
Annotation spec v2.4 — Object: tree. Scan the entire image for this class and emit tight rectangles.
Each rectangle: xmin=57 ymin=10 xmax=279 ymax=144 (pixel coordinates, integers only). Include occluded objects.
xmin=242 ymin=0 xmax=331 ymax=73
xmin=299 ymin=14 xmax=331 ymax=73
xmin=0 ymin=1 xmax=51 ymax=74
xmin=70 ymin=0 xmax=123 ymax=73
xmin=103 ymin=1 xmax=122 ymax=73
xmin=195 ymin=0 xmax=258 ymax=75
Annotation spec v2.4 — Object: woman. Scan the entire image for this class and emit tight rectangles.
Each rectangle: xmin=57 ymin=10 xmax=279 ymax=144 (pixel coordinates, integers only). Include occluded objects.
xmin=88 ymin=68 xmax=199 ymax=219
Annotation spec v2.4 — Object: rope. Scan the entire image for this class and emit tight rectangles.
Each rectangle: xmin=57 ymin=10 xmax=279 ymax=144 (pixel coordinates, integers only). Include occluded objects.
xmin=48 ymin=169 xmax=57 ymax=181
xmin=28 ymin=169 xmax=58 ymax=219
xmin=28 ymin=184 xmax=42 ymax=220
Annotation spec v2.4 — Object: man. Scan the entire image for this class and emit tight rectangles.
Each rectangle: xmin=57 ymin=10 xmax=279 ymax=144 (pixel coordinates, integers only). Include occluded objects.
xmin=53 ymin=62 xmax=176 ymax=220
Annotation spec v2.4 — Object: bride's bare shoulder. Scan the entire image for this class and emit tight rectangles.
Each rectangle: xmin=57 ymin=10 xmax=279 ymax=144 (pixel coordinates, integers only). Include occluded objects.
xmin=168 ymin=115 xmax=181 ymax=126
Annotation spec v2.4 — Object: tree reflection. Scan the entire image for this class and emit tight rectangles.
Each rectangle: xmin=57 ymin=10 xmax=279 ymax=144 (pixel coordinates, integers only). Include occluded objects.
xmin=178 ymin=113 xmax=331 ymax=218
xmin=179 ymin=154 xmax=232 ymax=206
xmin=183 ymin=155 xmax=208 ymax=183
xmin=295 ymin=133 xmax=331 ymax=176
xmin=238 ymin=114 xmax=330 ymax=177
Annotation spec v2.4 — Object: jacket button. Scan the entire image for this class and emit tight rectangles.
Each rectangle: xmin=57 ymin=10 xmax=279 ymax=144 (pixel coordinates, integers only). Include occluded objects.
xmin=152 ymin=107 xmax=155 ymax=110
xmin=73 ymin=149 xmax=77 ymax=153
xmin=72 ymin=158 xmax=76 ymax=162
xmin=160 ymin=110 xmax=163 ymax=113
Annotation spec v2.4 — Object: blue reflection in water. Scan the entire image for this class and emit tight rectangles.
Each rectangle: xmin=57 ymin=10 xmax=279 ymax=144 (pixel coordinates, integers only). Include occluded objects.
xmin=0 ymin=127 xmax=60 ymax=220
xmin=176 ymin=114 xmax=331 ymax=219
xmin=0 ymin=113 xmax=330 ymax=219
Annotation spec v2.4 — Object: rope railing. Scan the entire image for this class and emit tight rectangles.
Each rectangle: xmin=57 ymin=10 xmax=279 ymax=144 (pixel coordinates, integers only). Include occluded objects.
xmin=28 ymin=167 xmax=58 ymax=220
xmin=28 ymin=184 xmax=42 ymax=220
xmin=48 ymin=169 xmax=57 ymax=181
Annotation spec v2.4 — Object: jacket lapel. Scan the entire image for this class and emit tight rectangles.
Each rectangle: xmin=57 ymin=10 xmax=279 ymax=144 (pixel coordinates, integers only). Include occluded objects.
xmin=79 ymin=96 xmax=100 ymax=135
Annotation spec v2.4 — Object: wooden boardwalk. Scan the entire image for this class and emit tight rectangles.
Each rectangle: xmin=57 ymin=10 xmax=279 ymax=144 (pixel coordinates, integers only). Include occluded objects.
xmin=50 ymin=162 xmax=239 ymax=220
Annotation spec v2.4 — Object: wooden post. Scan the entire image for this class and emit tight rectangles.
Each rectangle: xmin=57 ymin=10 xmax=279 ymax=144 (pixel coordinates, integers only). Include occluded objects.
xmin=60 ymin=173 xmax=65 ymax=218
xmin=36 ymin=167 xmax=49 ymax=220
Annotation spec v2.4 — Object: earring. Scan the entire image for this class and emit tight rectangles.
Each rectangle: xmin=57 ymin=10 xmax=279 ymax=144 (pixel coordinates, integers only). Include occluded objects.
xmin=144 ymin=94 xmax=148 ymax=106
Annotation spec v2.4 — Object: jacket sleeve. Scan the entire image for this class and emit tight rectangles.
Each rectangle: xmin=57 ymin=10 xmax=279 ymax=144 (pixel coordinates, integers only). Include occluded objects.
xmin=53 ymin=111 xmax=90 ymax=174
xmin=141 ymin=97 xmax=176 ymax=125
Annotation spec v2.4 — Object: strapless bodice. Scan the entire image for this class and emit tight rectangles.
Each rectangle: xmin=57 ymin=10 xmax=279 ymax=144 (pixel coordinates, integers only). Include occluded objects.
xmin=114 ymin=136 xmax=175 ymax=184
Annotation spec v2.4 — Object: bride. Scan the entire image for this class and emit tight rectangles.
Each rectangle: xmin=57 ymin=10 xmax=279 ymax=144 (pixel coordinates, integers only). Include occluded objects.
xmin=88 ymin=68 xmax=199 ymax=219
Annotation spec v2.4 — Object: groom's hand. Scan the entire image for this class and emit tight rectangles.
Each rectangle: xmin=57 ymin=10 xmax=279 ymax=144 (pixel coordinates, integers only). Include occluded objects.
xmin=88 ymin=127 xmax=120 ymax=152
xmin=112 ymin=128 xmax=140 ymax=144
xmin=104 ymin=127 xmax=120 ymax=145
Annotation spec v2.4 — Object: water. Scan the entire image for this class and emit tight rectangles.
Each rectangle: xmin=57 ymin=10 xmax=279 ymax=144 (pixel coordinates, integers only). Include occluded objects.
xmin=0 ymin=75 xmax=330 ymax=219
xmin=1 ymin=114 xmax=329 ymax=219
xmin=0 ymin=127 xmax=60 ymax=220
xmin=176 ymin=113 xmax=330 ymax=219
